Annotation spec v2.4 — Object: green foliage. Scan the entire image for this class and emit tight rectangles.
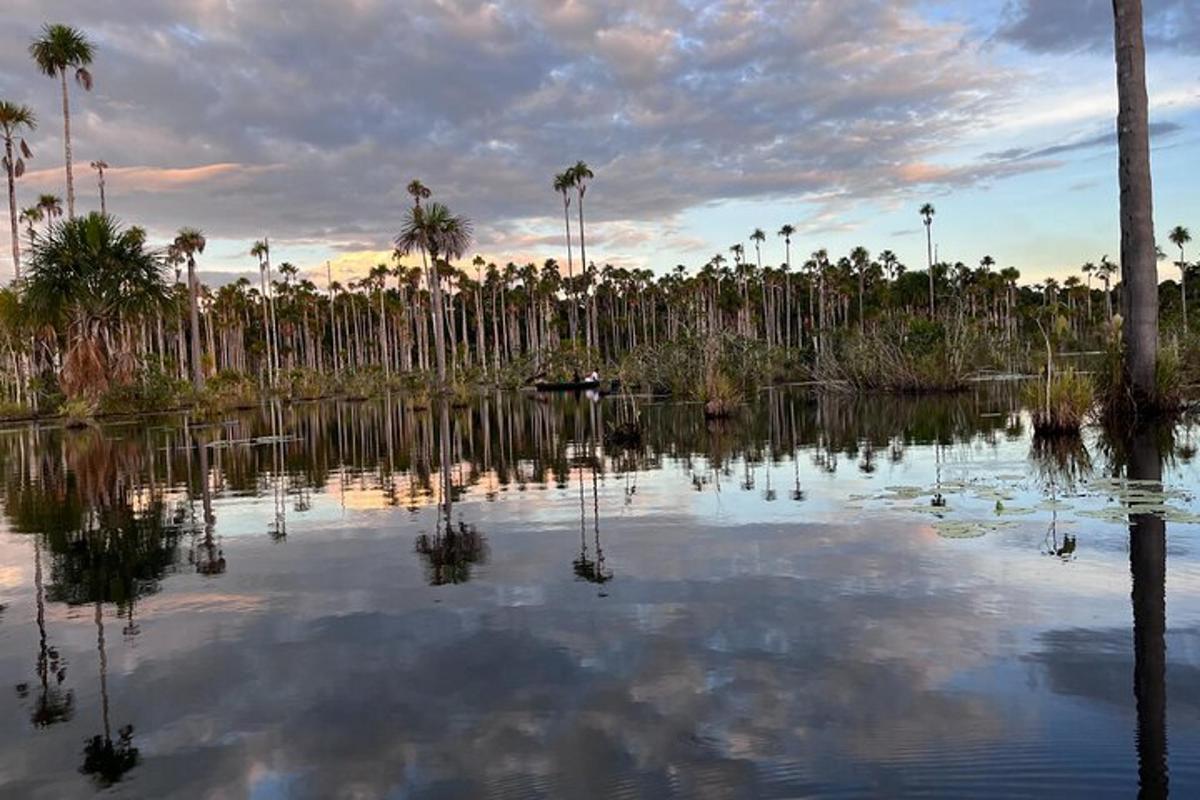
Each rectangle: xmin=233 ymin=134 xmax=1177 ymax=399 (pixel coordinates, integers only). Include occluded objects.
xmin=1023 ymin=368 xmax=1094 ymax=435
xmin=815 ymin=317 xmax=978 ymax=393
xmin=0 ymin=401 xmax=33 ymax=420
xmin=703 ymin=369 xmax=743 ymax=419
xmin=1095 ymin=319 xmax=1182 ymax=421
xmin=618 ymin=334 xmax=777 ymax=398
xmin=97 ymin=364 xmax=184 ymax=415
xmin=58 ymin=397 xmax=97 ymax=428
xmin=193 ymin=371 xmax=260 ymax=417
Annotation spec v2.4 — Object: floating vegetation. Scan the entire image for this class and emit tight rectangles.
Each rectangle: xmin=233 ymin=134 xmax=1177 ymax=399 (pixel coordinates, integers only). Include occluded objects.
xmin=934 ymin=519 xmax=1015 ymax=539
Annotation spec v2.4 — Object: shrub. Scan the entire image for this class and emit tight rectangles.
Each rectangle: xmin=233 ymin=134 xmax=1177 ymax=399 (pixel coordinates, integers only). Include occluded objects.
xmin=814 ymin=317 xmax=977 ymax=393
xmin=702 ymin=369 xmax=743 ymax=419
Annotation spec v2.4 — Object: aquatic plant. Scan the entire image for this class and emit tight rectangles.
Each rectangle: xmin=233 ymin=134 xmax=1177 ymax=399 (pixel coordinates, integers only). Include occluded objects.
xmin=1024 ymin=368 xmax=1094 ymax=435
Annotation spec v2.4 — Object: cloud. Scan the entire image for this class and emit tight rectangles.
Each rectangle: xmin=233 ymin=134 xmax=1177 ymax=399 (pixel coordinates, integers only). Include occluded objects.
xmin=0 ymin=0 xmax=1051 ymax=274
xmin=995 ymin=0 xmax=1200 ymax=54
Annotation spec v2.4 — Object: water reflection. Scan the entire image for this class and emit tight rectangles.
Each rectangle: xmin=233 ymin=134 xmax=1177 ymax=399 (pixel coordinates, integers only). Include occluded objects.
xmin=1125 ymin=427 xmax=1169 ymax=799
xmin=0 ymin=387 xmax=1197 ymax=798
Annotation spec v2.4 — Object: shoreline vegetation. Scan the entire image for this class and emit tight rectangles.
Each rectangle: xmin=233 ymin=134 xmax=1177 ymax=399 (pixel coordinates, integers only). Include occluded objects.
xmin=1 ymin=13 xmax=1195 ymax=435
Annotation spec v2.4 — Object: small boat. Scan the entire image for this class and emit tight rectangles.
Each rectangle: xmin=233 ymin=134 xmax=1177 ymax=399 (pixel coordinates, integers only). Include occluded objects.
xmin=534 ymin=380 xmax=602 ymax=392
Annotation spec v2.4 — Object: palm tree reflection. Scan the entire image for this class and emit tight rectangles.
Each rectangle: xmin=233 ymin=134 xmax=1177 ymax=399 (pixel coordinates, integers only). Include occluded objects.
xmin=14 ymin=539 xmax=75 ymax=728
xmin=414 ymin=402 xmax=487 ymax=586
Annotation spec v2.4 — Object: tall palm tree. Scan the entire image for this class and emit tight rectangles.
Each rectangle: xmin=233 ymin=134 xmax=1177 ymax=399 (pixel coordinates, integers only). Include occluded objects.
xmin=395 ymin=202 xmax=472 ymax=387
xmin=568 ymin=161 xmax=594 ymax=348
xmin=553 ymin=171 xmax=577 ymax=345
xmin=920 ymin=203 xmax=936 ymax=315
xmin=851 ymin=245 xmax=870 ymax=332
xmin=90 ymin=160 xmax=108 ymax=216
xmin=0 ymin=101 xmax=35 ymax=280
xmin=1169 ymin=225 xmax=1191 ymax=332
xmin=30 ymin=24 xmax=95 ymax=219
xmin=1081 ymin=261 xmax=1096 ymax=321
xmin=172 ymin=227 xmax=206 ymax=390
xmin=1112 ymin=0 xmax=1158 ymax=404
xmin=250 ymin=239 xmax=278 ymax=382
xmin=778 ymin=224 xmax=796 ymax=346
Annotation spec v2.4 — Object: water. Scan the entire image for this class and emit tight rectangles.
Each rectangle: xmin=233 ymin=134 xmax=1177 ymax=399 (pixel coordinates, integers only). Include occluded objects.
xmin=0 ymin=388 xmax=1199 ymax=798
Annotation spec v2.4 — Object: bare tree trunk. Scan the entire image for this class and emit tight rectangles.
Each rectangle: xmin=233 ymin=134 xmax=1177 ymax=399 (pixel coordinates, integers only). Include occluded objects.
xmin=1113 ymin=0 xmax=1158 ymax=403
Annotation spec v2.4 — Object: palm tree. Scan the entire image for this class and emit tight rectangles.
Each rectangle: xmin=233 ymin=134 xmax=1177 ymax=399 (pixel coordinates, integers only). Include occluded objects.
xmin=250 ymin=239 xmax=278 ymax=382
xmin=567 ymin=161 xmax=594 ymax=348
xmin=1081 ymin=261 xmax=1096 ymax=321
xmin=0 ymin=101 xmax=35 ymax=280
xmin=19 ymin=207 xmax=42 ymax=250
xmin=172 ymin=227 xmax=206 ymax=390
xmin=1112 ymin=0 xmax=1158 ymax=404
xmin=1169 ymin=225 xmax=1191 ymax=332
xmin=778 ymin=224 xmax=796 ymax=346
xmin=851 ymin=245 xmax=870 ymax=332
xmin=406 ymin=179 xmax=431 ymax=209
xmin=920 ymin=203 xmax=936 ymax=315
xmin=395 ymin=201 xmax=472 ymax=387
xmin=37 ymin=194 xmax=63 ymax=236
xmin=29 ymin=24 xmax=95 ymax=219
xmin=553 ymin=171 xmax=577 ymax=345
xmin=1098 ymin=255 xmax=1118 ymax=322
xmin=24 ymin=213 xmax=167 ymax=400
xmin=90 ymin=160 xmax=108 ymax=216
xmin=750 ymin=228 xmax=767 ymax=341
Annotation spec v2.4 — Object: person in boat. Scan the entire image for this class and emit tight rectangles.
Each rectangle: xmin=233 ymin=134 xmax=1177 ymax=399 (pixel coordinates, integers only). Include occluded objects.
xmin=587 ymin=370 xmax=600 ymax=384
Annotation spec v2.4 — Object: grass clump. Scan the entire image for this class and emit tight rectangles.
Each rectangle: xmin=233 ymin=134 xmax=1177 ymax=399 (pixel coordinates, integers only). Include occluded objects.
xmin=1095 ymin=317 xmax=1183 ymax=423
xmin=1024 ymin=368 xmax=1093 ymax=435
xmin=814 ymin=317 xmax=976 ymax=394
xmin=59 ymin=397 xmax=97 ymax=428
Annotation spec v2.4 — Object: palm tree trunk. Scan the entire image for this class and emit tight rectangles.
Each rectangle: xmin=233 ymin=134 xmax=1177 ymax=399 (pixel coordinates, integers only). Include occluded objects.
xmin=187 ymin=259 xmax=204 ymax=390
xmin=1113 ymin=0 xmax=1158 ymax=402
xmin=925 ymin=223 xmax=935 ymax=316
xmin=4 ymin=141 xmax=19 ymax=279
xmin=59 ymin=69 xmax=76 ymax=219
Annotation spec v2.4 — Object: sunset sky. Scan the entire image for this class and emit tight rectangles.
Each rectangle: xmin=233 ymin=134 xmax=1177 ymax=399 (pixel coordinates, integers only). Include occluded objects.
xmin=1 ymin=0 xmax=1197 ymax=286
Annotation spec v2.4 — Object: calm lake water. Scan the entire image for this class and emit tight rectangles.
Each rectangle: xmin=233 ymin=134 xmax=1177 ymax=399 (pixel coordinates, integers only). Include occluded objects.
xmin=1 ymin=388 xmax=1199 ymax=799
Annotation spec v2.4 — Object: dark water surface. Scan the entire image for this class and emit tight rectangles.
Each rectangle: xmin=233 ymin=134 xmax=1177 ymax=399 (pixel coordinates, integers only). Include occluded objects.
xmin=1 ymin=388 xmax=1199 ymax=798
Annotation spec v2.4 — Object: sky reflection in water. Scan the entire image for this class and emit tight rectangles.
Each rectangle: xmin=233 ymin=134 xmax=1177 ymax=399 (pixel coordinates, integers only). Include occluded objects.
xmin=0 ymin=388 xmax=1199 ymax=798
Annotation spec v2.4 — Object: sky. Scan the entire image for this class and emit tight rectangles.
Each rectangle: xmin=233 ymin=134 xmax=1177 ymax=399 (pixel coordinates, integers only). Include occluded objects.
xmin=0 ymin=0 xmax=1197 ymax=287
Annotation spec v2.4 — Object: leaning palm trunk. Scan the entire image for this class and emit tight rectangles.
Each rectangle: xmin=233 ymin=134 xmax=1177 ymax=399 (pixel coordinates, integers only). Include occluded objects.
xmin=1112 ymin=0 xmax=1158 ymax=403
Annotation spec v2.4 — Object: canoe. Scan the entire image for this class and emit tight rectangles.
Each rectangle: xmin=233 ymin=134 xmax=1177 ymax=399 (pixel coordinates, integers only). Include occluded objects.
xmin=534 ymin=380 xmax=601 ymax=392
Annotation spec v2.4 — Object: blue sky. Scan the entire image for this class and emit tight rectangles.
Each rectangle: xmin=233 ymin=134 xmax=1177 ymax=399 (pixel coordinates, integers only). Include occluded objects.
xmin=0 ymin=0 xmax=1197 ymax=286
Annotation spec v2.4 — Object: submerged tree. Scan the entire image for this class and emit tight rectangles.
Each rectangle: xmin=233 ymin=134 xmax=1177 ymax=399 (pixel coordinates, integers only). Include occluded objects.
xmin=29 ymin=24 xmax=95 ymax=219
